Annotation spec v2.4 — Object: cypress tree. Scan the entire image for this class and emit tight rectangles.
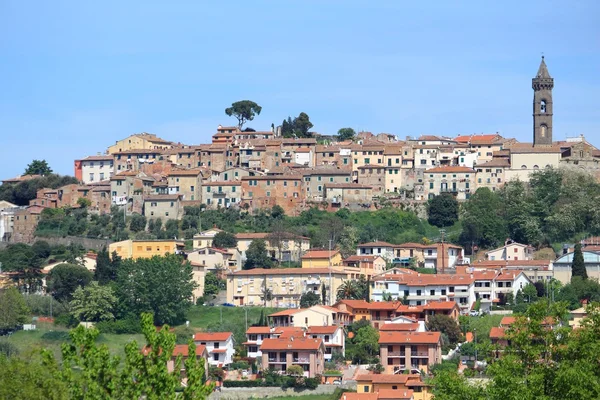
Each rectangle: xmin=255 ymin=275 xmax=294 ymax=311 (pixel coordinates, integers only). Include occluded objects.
xmin=571 ymin=243 xmax=588 ymax=279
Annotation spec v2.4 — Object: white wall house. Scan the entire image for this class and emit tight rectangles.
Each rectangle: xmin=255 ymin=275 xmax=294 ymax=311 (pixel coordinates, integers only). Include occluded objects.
xmin=80 ymin=155 xmax=114 ymax=184
xmin=245 ymin=327 xmax=273 ymax=359
xmin=306 ymin=326 xmax=345 ymax=360
xmin=193 ymin=332 xmax=235 ymax=367
xmin=357 ymin=241 xmax=396 ymax=262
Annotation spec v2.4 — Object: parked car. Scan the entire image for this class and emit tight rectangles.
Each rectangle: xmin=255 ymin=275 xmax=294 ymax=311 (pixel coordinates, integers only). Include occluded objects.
xmin=221 ymin=302 xmax=235 ymax=307
xmin=469 ymin=310 xmax=480 ymax=317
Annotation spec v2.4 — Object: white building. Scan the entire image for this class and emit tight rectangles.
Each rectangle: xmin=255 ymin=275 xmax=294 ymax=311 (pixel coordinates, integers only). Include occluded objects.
xmin=485 ymin=241 xmax=534 ymax=261
xmin=0 ymin=201 xmax=22 ymax=242
xmin=306 ymin=325 xmax=345 ymax=360
xmin=357 ymin=241 xmax=396 ymax=262
xmin=79 ymin=155 xmax=114 ymax=184
xmin=245 ymin=326 xmax=273 ymax=359
xmin=193 ymin=332 xmax=235 ymax=367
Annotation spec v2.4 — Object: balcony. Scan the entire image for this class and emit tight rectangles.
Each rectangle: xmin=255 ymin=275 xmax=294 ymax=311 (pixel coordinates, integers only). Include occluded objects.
xmin=293 ymin=357 xmax=310 ymax=364
xmin=411 ymin=351 xmax=430 ymax=357
xmin=388 ymin=351 xmax=406 ymax=357
xmin=268 ymin=358 xmax=287 ymax=363
xmin=424 ymin=253 xmax=437 ymax=259
xmin=305 ymin=279 xmax=321 ymax=285
xmin=440 ymin=188 xmax=458 ymax=193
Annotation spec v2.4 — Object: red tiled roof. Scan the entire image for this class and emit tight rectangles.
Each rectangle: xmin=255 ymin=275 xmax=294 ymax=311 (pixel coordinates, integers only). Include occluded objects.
xmin=422 ymin=301 xmax=459 ymax=311
xmin=260 ymin=337 xmax=323 ymax=351
xmin=356 ymin=374 xmax=419 ymax=384
xmin=306 ymin=326 xmax=339 ymax=334
xmin=368 ymin=301 xmax=402 ymax=310
xmin=341 ymin=394 xmax=379 ymax=400
xmin=490 ymin=327 xmax=506 ymax=339
xmin=193 ymin=332 xmax=232 ymax=342
xmin=336 ymin=299 xmax=371 ymax=309
xmin=379 ymin=323 xmax=420 ymax=332
xmin=211 ymin=349 xmax=227 ymax=353
xmin=378 ymin=331 xmax=441 ymax=345
xmin=246 ymin=326 xmax=272 ymax=334
xmin=268 ymin=309 xmax=302 ymax=317
xmin=173 ymin=344 xmax=207 ymax=357
xmin=358 ymin=241 xmax=395 ymax=248
xmin=301 ymin=250 xmax=340 ymax=259
xmin=378 ymin=389 xmax=414 ymax=399
xmin=395 ymin=305 xmax=424 ymax=314
xmin=230 ymin=268 xmax=347 ymax=276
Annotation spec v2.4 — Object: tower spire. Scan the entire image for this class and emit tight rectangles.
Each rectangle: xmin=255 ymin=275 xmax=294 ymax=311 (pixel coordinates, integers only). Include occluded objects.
xmin=536 ymin=56 xmax=552 ymax=79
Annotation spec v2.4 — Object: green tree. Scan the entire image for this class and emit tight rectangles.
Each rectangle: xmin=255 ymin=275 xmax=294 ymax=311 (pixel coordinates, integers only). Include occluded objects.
xmin=0 ymin=287 xmax=30 ymax=333
xmin=336 ymin=127 xmax=356 ymax=141
xmin=243 ymin=239 xmax=273 ymax=270
xmin=281 ymin=112 xmax=314 ymax=138
xmin=522 ymin=283 xmax=539 ymax=303
xmin=0 ymin=355 xmax=67 ymax=399
xmin=47 ymin=263 xmax=93 ymax=302
xmin=426 ymin=314 xmax=463 ymax=346
xmin=286 ymin=365 xmax=304 ymax=376
xmin=70 ymin=282 xmax=117 ymax=322
xmin=225 ymin=100 xmax=262 ymax=129
xmin=338 ymin=226 xmax=359 ymax=258
xmin=432 ymin=370 xmax=486 ymax=400
xmin=31 ymin=240 xmax=51 ymax=260
xmin=203 ymin=271 xmax=225 ymax=299
xmin=571 ymin=243 xmax=588 ymax=279
xmin=212 ymin=231 xmax=237 ymax=248
xmin=0 ymin=174 xmax=78 ymax=205
xmin=42 ymin=313 xmax=213 ymax=399
xmin=129 ymin=214 xmax=147 ymax=233
xmin=115 ymin=254 xmax=196 ymax=325
xmin=500 ymin=180 xmax=542 ymax=246
xmin=427 ymin=193 xmax=459 ymax=228
xmin=459 ymin=187 xmax=507 ymax=250
xmin=300 ymin=291 xmax=320 ymax=308
xmin=353 ymin=325 xmax=380 ymax=360
xmin=76 ymin=197 xmax=91 ymax=208
xmin=94 ymin=247 xmax=114 ymax=284
xmin=24 ymin=159 xmax=53 ymax=176
xmin=336 ymin=280 xmax=362 ymax=301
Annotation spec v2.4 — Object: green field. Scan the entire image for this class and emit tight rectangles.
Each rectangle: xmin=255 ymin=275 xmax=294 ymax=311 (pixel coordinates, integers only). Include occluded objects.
xmin=187 ymin=305 xmax=283 ymax=330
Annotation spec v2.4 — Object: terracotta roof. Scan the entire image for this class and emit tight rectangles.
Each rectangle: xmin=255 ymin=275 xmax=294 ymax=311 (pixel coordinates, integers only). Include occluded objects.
xmin=395 ymin=305 xmax=424 ymax=314
xmin=378 ymin=389 xmax=414 ymax=399
xmin=114 ymin=149 xmax=162 ymax=155
xmin=325 ymin=183 xmax=372 ymax=189
xmin=306 ymin=326 xmax=340 ymax=334
xmin=368 ymin=301 xmax=402 ymax=310
xmin=454 ymin=134 xmax=503 ymax=144
xmin=356 ymin=374 xmax=416 ymax=384
xmin=211 ymin=348 xmax=227 ymax=353
xmin=230 ymin=268 xmax=347 ymax=276
xmin=489 ymin=326 xmax=506 ymax=339
xmin=379 ymin=323 xmax=420 ymax=332
xmin=340 ymin=393 xmax=378 ymax=400
xmin=301 ymin=250 xmax=340 ymax=259
xmin=336 ymin=299 xmax=371 ymax=309
xmin=378 ymin=331 xmax=441 ymax=344
xmin=259 ymin=337 xmax=323 ymax=351
xmin=172 ymin=344 xmax=207 ymax=357
xmin=268 ymin=309 xmax=302 ymax=317
xmin=475 ymin=158 xmax=510 ymax=168
xmin=506 ymin=143 xmax=562 ymax=153
xmin=168 ymin=169 xmax=202 ymax=176
xmin=422 ymin=301 xmax=459 ymax=311
xmin=81 ymin=155 xmax=113 ymax=161
xmin=494 ymin=271 xmax=526 ymax=281
xmin=395 ymin=242 xmax=425 ymax=249
xmin=144 ymin=194 xmax=181 ymax=201
xmin=193 ymin=332 xmax=232 ymax=342
xmin=426 ymin=166 xmax=475 ymax=173
xmin=273 ymin=327 xmax=305 ymax=338
xmin=246 ymin=326 xmax=272 ymax=334
xmin=358 ymin=241 xmax=395 ymax=248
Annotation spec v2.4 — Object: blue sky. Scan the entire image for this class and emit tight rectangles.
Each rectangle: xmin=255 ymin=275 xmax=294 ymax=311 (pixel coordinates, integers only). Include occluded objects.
xmin=1 ymin=1 xmax=599 ymax=178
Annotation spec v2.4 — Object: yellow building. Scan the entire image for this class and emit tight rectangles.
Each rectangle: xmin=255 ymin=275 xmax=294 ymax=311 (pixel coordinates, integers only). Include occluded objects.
xmin=301 ymin=250 xmax=343 ymax=269
xmin=226 ymin=268 xmax=347 ymax=307
xmin=109 ymin=239 xmax=185 ymax=259
xmin=355 ymin=374 xmax=432 ymax=400
xmin=107 ymin=132 xmax=173 ymax=154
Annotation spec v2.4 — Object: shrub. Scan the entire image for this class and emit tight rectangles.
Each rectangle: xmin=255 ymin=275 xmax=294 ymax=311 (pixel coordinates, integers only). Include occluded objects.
xmin=53 ymin=314 xmax=79 ymax=328
xmin=0 ymin=340 xmax=19 ymax=357
xmin=41 ymin=331 xmax=71 ymax=341
xmin=24 ymin=295 xmax=69 ymax=317
xmin=95 ymin=316 xmax=142 ymax=334
xmin=230 ymin=360 xmax=250 ymax=370
xmin=223 ymin=380 xmax=264 ymax=388
xmin=173 ymin=326 xmax=196 ymax=344
xmin=304 ymin=377 xmax=319 ymax=389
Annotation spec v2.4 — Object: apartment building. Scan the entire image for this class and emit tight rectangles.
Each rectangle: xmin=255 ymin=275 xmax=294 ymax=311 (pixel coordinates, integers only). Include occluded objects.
xmin=260 ymin=337 xmax=325 ymax=377
xmin=143 ymin=194 xmax=183 ymax=221
xmin=109 ymin=239 xmax=185 ymax=259
xmin=226 ymin=268 xmax=347 ymax=307
xmin=301 ymin=250 xmax=343 ymax=269
xmin=75 ymin=155 xmax=114 ymax=184
xmin=356 ymin=165 xmax=386 ymax=194
xmin=306 ymin=325 xmax=345 ymax=359
xmin=485 ymin=240 xmax=534 ymax=261
xmin=203 ymin=182 xmax=241 ymax=209
xmin=393 ymin=242 xmax=464 ymax=271
xmin=187 ymin=247 xmax=242 ymax=274
xmin=107 ymin=132 xmax=173 ymax=154
xmin=357 ymin=242 xmax=396 ymax=262
xmin=113 ymin=149 xmax=163 ymax=173
xmin=241 ymin=174 xmax=305 ymax=216
xmin=421 ymin=166 xmax=475 ymax=201
xmin=193 ymin=332 xmax=235 ymax=367
xmin=371 ymin=271 xmax=476 ymax=311
xmin=168 ymin=344 xmax=209 ymax=382
xmin=245 ymin=326 xmax=274 ymax=359
xmin=379 ymin=331 xmax=442 ymax=373
xmin=333 ymin=299 xmax=371 ymax=323
xmin=475 ymin=158 xmax=508 ymax=191
xmin=454 ymin=133 xmax=508 ymax=163
xmin=192 ymin=228 xmax=222 ymax=249
xmin=267 ymin=305 xmax=351 ymax=328
xmin=323 ymin=183 xmax=373 ymax=210
xmin=342 ymin=255 xmax=386 ymax=279
xmin=356 ymin=374 xmax=432 ymax=400
xmin=167 ymin=169 xmax=202 ymax=201
xmin=235 ymin=232 xmax=310 ymax=263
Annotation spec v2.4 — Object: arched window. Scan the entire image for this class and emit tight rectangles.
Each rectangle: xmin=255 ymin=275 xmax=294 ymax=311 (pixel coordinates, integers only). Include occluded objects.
xmin=533 ymin=165 xmax=539 ymax=169
xmin=540 ymin=100 xmax=547 ymax=113
xmin=540 ymin=124 xmax=547 ymax=138
xmin=521 ymin=165 xmax=527 ymax=169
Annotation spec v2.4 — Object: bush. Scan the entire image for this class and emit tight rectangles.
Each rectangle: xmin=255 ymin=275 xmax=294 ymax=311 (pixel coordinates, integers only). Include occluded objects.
xmin=304 ymin=377 xmax=319 ymax=389
xmin=0 ymin=340 xmax=19 ymax=357
xmin=230 ymin=360 xmax=250 ymax=370
xmin=41 ymin=331 xmax=71 ymax=341
xmin=173 ymin=326 xmax=196 ymax=344
xmin=53 ymin=314 xmax=79 ymax=328
xmin=24 ymin=295 xmax=69 ymax=317
xmin=95 ymin=316 xmax=142 ymax=334
xmin=223 ymin=380 xmax=264 ymax=387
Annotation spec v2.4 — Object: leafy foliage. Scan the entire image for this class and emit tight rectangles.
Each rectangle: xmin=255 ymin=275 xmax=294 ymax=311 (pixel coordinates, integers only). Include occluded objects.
xmin=427 ymin=193 xmax=459 ymax=228
xmin=0 ymin=174 xmax=79 ymax=206
xmin=281 ymin=112 xmax=314 ymax=138
xmin=212 ymin=231 xmax=237 ymax=248
xmin=24 ymin=159 xmax=53 ymax=176
xmin=336 ymin=127 xmax=356 ymax=141
xmin=243 ymin=239 xmax=273 ymax=270
xmin=0 ymin=287 xmax=30 ymax=333
xmin=225 ymin=100 xmax=262 ymax=129
xmin=203 ymin=271 xmax=225 ymax=299
xmin=426 ymin=314 xmax=463 ymax=347
xmin=571 ymin=243 xmax=588 ymax=279
xmin=300 ymin=291 xmax=321 ymax=308
xmin=115 ymin=254 xmax=196 ymax=325
xmin=47 ymin=263 xmax=93 ymax=302
xmin=70 ymin=281 xmax=117 ymax=322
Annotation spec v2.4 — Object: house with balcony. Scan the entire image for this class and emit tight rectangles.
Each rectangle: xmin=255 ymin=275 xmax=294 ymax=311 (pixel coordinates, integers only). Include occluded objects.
xmin=333 ymin=299 xmax=372 ymax=323
xmin=357 ymin=242 xmax=396 ymax=262
xmin=203 ymin=181 xmax=241 ymax=209
xmin=193 ymin=332 xmax=234 ymax=367
xmin=267 ymin=305 xmax=350 ymax=328
xmin=485 ymin=240 xmax=534 ymax=261
xmin=168 ymin=344 xmax=209 ymax=382
xmin=244 ymin=326 xmax=273 ymax=359
xmin=392 ymin=243 xmax=465 ymax=272
xmin=422 ymin=165 xmax=475 ymax=201
xmin=422 ymin=301 xmax=460 ymax=322
xmin=355 ymin=374 xmax=431 ymax=400
xmin=378 ymin=331 xmax=442 ymax=374
xmin=371 ymin=271 xmax=476 ymax=311
xmin=342 ymin=256 xmax=387 ymax=279
xmin=301 ymin=250 xmax=343 ymax=269
xmin=367 ymin=301 xmax=402 ymax=329
xmin=259 ymin=337 xmax=325 ymax=377
xmin=307 ymin=325 xmax=345 ymax=360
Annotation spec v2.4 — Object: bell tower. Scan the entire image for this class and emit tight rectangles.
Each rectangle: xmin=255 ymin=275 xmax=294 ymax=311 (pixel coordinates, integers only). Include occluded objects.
xmin=532 ymin=56 xmax=554 ymax=146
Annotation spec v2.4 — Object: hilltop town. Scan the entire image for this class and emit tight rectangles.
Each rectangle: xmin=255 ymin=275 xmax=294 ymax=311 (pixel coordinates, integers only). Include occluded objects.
xmin=1 ymin=59 xmax=600 ymax=400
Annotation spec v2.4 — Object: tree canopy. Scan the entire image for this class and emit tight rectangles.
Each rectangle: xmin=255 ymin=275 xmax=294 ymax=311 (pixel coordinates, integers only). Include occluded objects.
xmin=571 ymin=243 xmax=588 ymax=279
xmin=70 ymin=281 xmax=117 ymax=322
xmin=299 ymin=291 xmax=320 ymax=308
xmin=427 ymin=193 xmax=459 ymax=228
xmin=0 ymin=174 xmax=79 ymax=206
xmin=243 ymin=239 xmax=273 ymax=270
xmin=212 ymin=231 xmax=237 ymax=248
xmin=0 ymin=287 xmax=29 ymax=333
xmin=281 ymin=112 xmax=314 ymax=138
xmin=225 ymin=100 xmax=262 ymax=129
xmin=115 ymin=254 xmax=196 ymax=325
xmin=24 ymin=159 xmax=53 ymax=176
xmin=47 ymin=263 xmax=93 ymax=302
xmin=336 ymin=127 xmax=356 ymax=141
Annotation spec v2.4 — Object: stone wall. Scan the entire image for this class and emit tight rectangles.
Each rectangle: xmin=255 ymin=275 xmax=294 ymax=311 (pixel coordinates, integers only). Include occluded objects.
xmin=209 ymin=385 xmax=339 ymax=400
xmin=33 ymin=235 xmax=113 ymax=251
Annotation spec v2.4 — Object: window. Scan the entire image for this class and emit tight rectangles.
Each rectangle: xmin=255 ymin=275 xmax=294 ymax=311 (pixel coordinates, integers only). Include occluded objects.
xmin=214 ymin=342 xmax=219 ymax=349
xmin=363 ymin=386 xmax=370 ymax=393
xmin=213 ymin=353 xmax=219 ymax=361
xmin=430 ymin=290 xmax=435 ymax=295
xmin=540 ymin=99 xmax=547 ymax=113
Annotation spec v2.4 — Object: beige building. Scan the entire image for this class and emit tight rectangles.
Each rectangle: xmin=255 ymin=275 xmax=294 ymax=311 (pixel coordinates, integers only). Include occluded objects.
xmin=505 ymin=144 xmax=562 ymax=182
xmin=192 ymin=228 xmax=223 ymax=249
xmin=323 ymin=183 xmax=373 ymax=210
xmin=343 ymin=255 xmax=387 ymax=279
xmin=485 ymin=241 xmax=534 ymax=261
xmin=422 ymin=166 xmax=475 ymax=201
xmin=203 ymin=182 xmax=241 ymax=209
xmin=379 ymin=331 xmax=442 ymax=374
xmin=167 ymin=169 xmax=203 ymax=201
xmin=107 ymin=132 xmax=173 ymax=154
xmin=260 ymin=337 xmax=325 ymax=377
xmin=187 ymin=247 xmax=242 ymax=274
xmin=143 ymin=194 xmax=183 ymax=221
xmin=226 ymin=268 xmax=347 ymax=307
xmin=109 ymin=239 xmax=185 ymax=259
xmin=267 ymin=305 xmax=351 ymax=328
xmin=235 ymin=232 xmax=310 ymax=263
xmin=77 ymin=155 xmax=114 ymax=184
xmin=475 ymin=158 xmax=509 ymax=192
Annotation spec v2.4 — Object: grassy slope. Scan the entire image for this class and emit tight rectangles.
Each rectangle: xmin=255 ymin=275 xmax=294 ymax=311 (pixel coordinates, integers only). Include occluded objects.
xmin=186 ymin=305 xmax=283 ymax=330
xmin=465 ymin=314 xmax=504 ymax=341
